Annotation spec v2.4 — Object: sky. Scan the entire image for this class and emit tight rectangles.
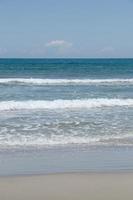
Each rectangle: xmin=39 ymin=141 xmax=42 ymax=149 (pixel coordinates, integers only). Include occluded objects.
xmin=0 ymin=0 xmax=133 ymax=58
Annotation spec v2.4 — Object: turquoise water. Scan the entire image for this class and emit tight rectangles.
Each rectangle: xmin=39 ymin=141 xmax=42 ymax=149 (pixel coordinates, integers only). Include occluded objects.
xmin=0 ymin=59 xmax=133 ymax=149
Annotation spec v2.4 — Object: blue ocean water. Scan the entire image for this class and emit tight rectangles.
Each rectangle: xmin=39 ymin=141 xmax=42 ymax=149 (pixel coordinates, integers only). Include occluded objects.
xmin=0 ymin=58 xmax=133 ymax=150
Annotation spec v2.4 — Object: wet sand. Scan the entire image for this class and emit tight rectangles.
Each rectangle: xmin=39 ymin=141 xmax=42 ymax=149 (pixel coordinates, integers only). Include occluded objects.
xmin=0 ymin=172 xmax=133 ymax=200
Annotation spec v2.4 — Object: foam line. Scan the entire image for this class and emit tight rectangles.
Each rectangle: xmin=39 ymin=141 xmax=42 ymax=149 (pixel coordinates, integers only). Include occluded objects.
xmin=0 ymin=78 xmax=133 ymax=85
xmin=0 ymin=98 xmax=133 ymax=111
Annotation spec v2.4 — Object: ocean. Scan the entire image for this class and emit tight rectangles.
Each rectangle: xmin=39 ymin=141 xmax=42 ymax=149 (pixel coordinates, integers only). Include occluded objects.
xmin=0 ymin=58 xmax=133 ymax=175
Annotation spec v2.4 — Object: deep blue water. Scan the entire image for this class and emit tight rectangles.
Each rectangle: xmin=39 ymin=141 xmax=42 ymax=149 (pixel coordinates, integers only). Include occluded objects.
xmin=0 ymin=58 xmax=133 ymax=78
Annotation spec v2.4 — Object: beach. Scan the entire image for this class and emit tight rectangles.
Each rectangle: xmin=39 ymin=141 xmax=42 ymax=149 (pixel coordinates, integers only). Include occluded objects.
xmin=1 ymin=0 xmax=133 ymax=197
xmin=1 ymin=173 xmax=133 ymax=200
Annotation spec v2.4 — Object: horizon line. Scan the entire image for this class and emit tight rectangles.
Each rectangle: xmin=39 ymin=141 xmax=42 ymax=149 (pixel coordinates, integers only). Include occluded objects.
xmin=0 ymin=57 xmax=133 ymax=59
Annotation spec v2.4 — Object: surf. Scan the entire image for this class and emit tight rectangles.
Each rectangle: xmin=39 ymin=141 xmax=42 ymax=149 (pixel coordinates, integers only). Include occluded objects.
xmin=1 ymin=98 xmax=133 ymax=111
xmin=1 ymin=78 xmax=133 ymax=85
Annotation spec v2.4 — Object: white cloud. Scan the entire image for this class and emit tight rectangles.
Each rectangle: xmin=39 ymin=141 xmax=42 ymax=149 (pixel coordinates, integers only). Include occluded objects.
xmin=46 ymin=40 xmax=72 ymax=49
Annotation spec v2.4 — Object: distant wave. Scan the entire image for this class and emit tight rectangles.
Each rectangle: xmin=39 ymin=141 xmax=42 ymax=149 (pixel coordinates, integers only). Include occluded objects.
xmin=1 ymin=98 xmax=133 ymax=111
xmin=1 ymin=78 xmax=133 ymax=85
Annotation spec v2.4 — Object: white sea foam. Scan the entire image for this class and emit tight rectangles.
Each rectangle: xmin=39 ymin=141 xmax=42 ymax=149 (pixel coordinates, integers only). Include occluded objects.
xmin=0 ymin=134 xmax=133 ymax=148
xmin=1 ymin=98 xmax=133 ymax=111
xmin=0 ymin=78 xmax=133 ymax=85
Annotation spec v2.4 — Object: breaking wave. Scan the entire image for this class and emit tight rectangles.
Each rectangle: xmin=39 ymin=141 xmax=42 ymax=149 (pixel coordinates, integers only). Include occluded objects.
xmin=1 ymin=98 xmax=133 ymax=111
xmin=0 ymin=134 xmax=133 ymax=148
xmin=1 ymin=78 xmax=133 ymax=85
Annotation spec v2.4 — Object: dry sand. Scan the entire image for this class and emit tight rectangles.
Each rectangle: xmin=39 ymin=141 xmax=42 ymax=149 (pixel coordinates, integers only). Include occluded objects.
xmin=0 ymin=173 xmax=133 ymax=200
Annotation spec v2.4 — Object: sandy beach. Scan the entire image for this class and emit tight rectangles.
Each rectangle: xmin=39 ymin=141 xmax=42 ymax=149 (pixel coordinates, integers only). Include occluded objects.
xmin=0 ymin=173 xmax=133 ymax=200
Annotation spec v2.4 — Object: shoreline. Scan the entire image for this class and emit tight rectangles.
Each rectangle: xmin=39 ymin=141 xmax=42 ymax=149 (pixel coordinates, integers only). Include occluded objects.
xmin=1 ymin=146 xmax=133 ymax=176
xmin=1 ymin=172 xmax=133 ymax=200
xmin=1 ymin=169 xmax=133 ymax=178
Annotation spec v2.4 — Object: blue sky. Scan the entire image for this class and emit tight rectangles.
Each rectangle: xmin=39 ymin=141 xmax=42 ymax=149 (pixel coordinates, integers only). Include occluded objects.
xmin=0 ymin=0 xmax=133 ymax=58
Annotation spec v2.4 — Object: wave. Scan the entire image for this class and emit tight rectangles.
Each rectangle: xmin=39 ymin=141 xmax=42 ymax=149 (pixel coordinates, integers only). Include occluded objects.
xmin=0 ymin=134 xmax=133 ymax=148
xmin=1 ymin=78 xmax=133 ymax=85
xmin=1 ymin=98 xmax=133 ymax=111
